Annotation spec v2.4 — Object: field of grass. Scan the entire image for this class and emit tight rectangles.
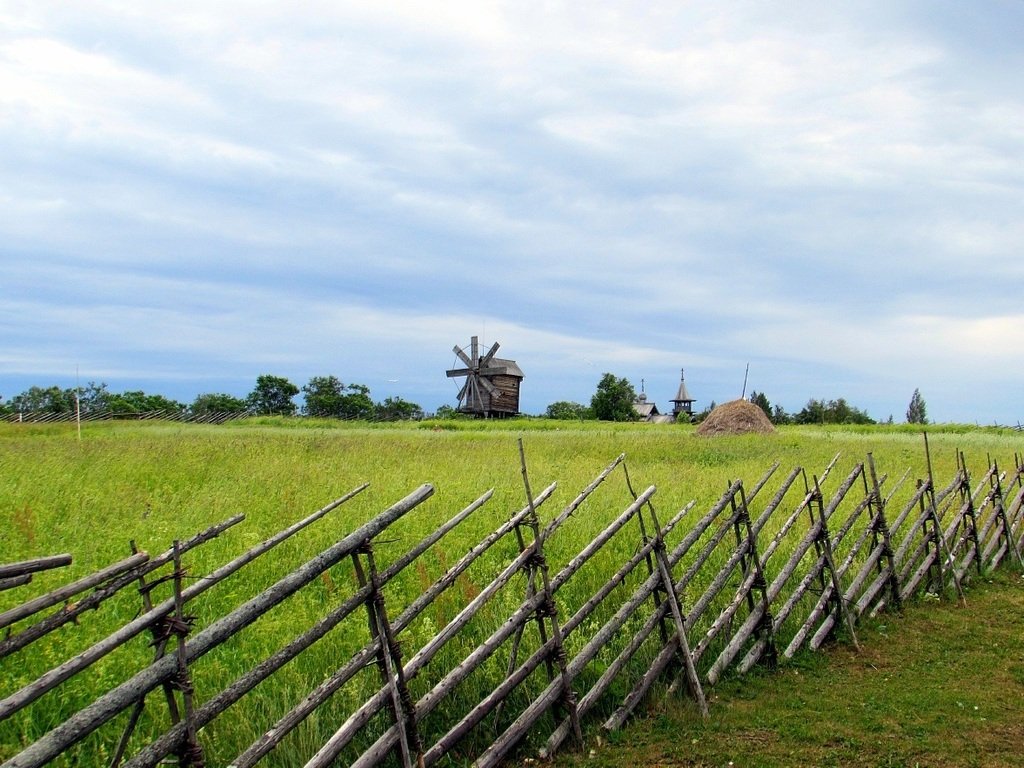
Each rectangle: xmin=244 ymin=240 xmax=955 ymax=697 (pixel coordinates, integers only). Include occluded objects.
xmin=557 ymin=568 xmax=1024 ymax=768
xmin=1 ymin=418 xmax=1021 ymax=765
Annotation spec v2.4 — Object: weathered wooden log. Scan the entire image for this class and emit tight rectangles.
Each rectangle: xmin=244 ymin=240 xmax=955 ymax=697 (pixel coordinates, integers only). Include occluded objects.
xmin=516 ymin=438 xmax=583 ymax=747
xmin=901 ymin=549 xmax=938 ymax=601
xmin=0 ymin=487 xmax=363 ymax=721
xmin=0 ymin=555 xmax=72 ymax=580
xmin=477 ymin=483 xmax=724 ymax=768
xmin=798 ymin=512 xmax=880 ymax=651
xmin=646 ymin=503 xmax=709 ymax=716
xmin=228 ymin=483 xmax=555 ymax=768
xmin=698 ymin=464 xmax=859 ymax=668
xmin=508 ymin=505 xmax=695 ymax=762
xmin=705 ymin=463 xmax=862 ymax=685
xmin=0 ymin=575 xmax=33 ymax=591
xmin=0 ymin=553 xmax=150 ymax=632
xmin=862 ymin=565 xmax=896 ymax=618
xmin=322 ymin=484 xmax=658 ymax=768
xmin=126 ymin=489 xmax=493 ymax=768
xmin=769 ymin=480 xmax=879 ymax=662
xmin=602 ymin=484 xmax=770 ymax=733
xmin=476 ymin=532 xmax=674 ymax=767
xmin=2 ymin=485 xmax=432 ymax=768
xmin=808 ymin=475 xmax=861 ymax=651
xmin=688 ymin=472 xmax=803 ymax=666
xmin=889 ymin=482 xmax=932 ymax=547
xmin=0 ymin=515 xmax=244 ymax=659
xmin=387 ymin=489 xmax=685 ymax=768
xmin=313 ymin=451 xmax=619 ymax=768
xmin=295 ymin=487 xmax=573 ymax=767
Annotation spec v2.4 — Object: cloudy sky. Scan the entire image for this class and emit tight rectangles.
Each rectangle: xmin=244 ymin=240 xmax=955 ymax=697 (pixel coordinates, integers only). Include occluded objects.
xmin=2 ymin=2 xmax=1022 ymax=423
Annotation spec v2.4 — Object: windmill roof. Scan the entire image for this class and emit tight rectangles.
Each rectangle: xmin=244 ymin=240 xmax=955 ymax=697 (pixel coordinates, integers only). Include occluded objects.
xmin=484 ymin=358 xmax=524 ymax=378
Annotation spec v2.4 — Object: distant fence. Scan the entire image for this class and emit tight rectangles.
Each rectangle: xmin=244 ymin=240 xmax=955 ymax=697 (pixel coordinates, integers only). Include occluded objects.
xmin=2 ymin=440 xmax=1023 ymax=767
xmin=1 ymin=410 xmax=250 ymax=425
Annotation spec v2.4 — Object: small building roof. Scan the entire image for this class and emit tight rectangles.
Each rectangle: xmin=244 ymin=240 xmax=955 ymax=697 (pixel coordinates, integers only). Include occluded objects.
xmin=634 ymin=392 xmax=660 ymax=420
xmin=671 ymin=368 xmax=694 ymax=403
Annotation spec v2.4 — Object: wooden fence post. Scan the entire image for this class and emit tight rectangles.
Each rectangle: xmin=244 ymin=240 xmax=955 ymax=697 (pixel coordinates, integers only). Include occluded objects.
xmin=108 ymin=543 xmax=180 ymax=768
xmin=809 ymin=475 xmax=860 ymax=651
xmin=646 ymin=501 xmax=709 ymax=716
xmin=732 ymin=484 xmax=777 ymax=668
xmin=956 ymin=452 xmax=984 ymax=576
xmin=169 ymin=542 xmax=204 ymax=768
xmin=866 ymin=454 xmax=902 ymax=611
xmin=517 ymin=439 xmax=583 ymax=748
xmin=352 ymin=543 xmax=423 ymax=768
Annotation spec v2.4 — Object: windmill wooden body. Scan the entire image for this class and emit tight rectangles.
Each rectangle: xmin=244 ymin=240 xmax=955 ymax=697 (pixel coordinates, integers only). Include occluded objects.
xmin=446 ymin=336 xmax=523 ymax=417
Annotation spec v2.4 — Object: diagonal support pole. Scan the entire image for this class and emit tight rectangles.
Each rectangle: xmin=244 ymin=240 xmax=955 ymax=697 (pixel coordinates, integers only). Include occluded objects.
xmin=517 ymin=439 xmax=583 ymax=748
xmin=865 ymin=453 xmax=902 ymax=612
xmin=811 ymin=476 xmax=860 ymax=652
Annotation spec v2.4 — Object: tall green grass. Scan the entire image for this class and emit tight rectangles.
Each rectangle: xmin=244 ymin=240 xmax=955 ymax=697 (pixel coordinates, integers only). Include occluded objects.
xmin=0 ymin=420 xmax=1020 ymax=764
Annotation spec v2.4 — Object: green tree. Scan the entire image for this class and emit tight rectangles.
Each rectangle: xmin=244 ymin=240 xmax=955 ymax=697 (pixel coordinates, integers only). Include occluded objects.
xmin=10 ymin=385 xmax=75 ymax=413
xmin=590 ymin=373 xmax=637 ymax=422
xmin=794 ymin=397 xmax=874 ymax=425
xmin=248 ymin=374 xmax=299 ymax=416
xmin=906 ymin=389 xmax=928 ymax=424
xmin=301 ymin=376 xmax=375 ymax=419
xmin=749 ymin=391 xmax=771 ymax=419
xmin=434 ymin=404 xmax=462 ymax=419
xmin=771 ymin=404 xmax=790 ymax=425
xmin=375 ymin=396 xmax=424 ymax=421
xmin=191 ymin=392 xmax=248 ymax=415
xmin=338 ymin=383 xmax=374 ymax=420
xmin=545 ymin=401 xmax=592 ymax=420
xmin=108 ymin=391 xmax=185 ymax=414
xmin=302 ymin=375 xmax=344 ymax=417
xmin=77 ymin=382 xmax=112 ymax=414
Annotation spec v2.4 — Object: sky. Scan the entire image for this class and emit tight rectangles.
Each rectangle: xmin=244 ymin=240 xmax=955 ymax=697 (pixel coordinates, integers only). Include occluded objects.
xmin=2 ymin=2 xmax=1023 ymax=423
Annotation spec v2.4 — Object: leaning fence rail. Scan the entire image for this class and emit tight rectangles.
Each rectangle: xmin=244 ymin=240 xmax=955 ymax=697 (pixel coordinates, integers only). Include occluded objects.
xmin=2 ymin=441 xmax=1022 ymax=767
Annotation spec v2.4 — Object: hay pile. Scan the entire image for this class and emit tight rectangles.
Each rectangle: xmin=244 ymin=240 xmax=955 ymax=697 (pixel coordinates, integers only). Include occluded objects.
xmin=696 ymin=399 xmax=775 ymax=436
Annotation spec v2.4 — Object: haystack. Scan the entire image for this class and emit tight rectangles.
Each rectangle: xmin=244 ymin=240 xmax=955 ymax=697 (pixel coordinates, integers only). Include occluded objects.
xmin=696 ymin=399 xmax=774 ymax=436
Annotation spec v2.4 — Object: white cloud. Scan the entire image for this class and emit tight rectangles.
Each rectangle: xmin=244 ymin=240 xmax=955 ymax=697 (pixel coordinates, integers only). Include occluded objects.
xmin=2 ymin=2 xmax=1023 ymax=421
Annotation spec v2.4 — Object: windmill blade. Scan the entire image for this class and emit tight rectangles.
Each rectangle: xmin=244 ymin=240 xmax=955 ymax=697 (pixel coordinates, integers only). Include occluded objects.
xmin=456 ymin=379 xmax=470 ymax=405
xmin=452 ymin=344 xmax=474 ymax=369
xmin=477 ymin=374 xmax=498 ymax=396
xmin=480 ymin=341 xmax=500 ymax=367
xmin=470 ymin=336 xmax=479 ymax=365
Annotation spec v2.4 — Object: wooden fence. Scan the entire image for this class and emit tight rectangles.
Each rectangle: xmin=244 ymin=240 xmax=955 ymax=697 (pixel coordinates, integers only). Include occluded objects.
xmin=2 ymin=439 xmax=1023 ymax=767
xmin=1 ymin=410 xmax=249 ymax=425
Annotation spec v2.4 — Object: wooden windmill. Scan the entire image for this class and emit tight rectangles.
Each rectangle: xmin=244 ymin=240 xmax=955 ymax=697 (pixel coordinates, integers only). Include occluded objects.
xmin=446 ymin=336 xmax=523 ymax=417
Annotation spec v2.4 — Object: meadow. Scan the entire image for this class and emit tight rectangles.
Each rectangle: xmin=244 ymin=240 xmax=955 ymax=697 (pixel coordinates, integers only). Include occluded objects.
xmin=1 ymin=419 xmax=1021 ymax=766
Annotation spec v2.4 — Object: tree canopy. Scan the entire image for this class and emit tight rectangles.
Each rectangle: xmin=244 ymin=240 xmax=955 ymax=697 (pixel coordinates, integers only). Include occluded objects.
xmin=906 ymin=389 xmax=928 ymax=424
xmin=191 ymin=392 xmax=248 ymax=415
xmin=793 ymin=397 xmax=874 ymax=425
xmin=247 ymin=374 xmax=299 ymax=416
xmin=590 ymin=373 xmax=637 ymax=422
xmin=301 ymin=376 xmax=375 ymax=419
xmin=545 ymin=401 xmax=591 ymax=420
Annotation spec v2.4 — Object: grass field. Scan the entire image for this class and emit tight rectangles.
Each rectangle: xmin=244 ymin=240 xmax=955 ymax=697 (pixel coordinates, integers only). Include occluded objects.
xmin=557 ymin=568 xmax=1024 ymax=768
xmin=1 ymin=418 xmax=1022 ymax=765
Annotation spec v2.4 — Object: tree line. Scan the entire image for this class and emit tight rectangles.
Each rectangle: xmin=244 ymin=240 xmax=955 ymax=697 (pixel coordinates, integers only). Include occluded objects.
xmin=1 ymin=371 xmax=928 ymax=426
xmin=545 ymin=373 xmax=928 ymax=425
xmin=0 ymin=375 xmax=424 ymax=422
